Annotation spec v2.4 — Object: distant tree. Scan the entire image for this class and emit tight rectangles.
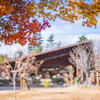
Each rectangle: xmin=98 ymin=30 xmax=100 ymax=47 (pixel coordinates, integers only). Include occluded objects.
xmin=46 ymin=34 xmax=56 ymax=50
xmin=14 ymin=51 xmax=24 ymax=58
xmin=56 ymin=41 xmax=62 ymax=48
xmin=36 ymin=46 xmax=43 ymax=53
xmin=47 ymin=34 xmax=54 ymax=43
xmin=0 ymin=54 xmax=10 ymax=62
xmin=0 ymin=56 xmax=4 ymax=62
xmin=45 ymin=34 xmax=62 ymax=50
xmin=78 ymin=34 xmax=88 ymax=42
xmin=28 ymin=32 xmax=43 ymax=54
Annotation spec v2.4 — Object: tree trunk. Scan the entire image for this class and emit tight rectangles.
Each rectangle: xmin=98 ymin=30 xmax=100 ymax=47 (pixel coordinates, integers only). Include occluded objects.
xmin=85 ymin=72 xmax=88 ymax=87
xmin=70 ymin=72 xmax=73 ymax=86
xmin=13 ymin=73 xmax=16 ymax=100
xmin=24 ymin=78 xmax=30 ymax=90
xmin=35 ymin=62 xmax=38 ymax=77
xmin=96 ymin=72 xmax=99 ymax=91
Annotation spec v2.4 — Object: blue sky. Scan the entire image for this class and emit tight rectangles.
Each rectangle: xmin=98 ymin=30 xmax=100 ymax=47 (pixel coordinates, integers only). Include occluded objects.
xmin=0 ymin=17 xmax=100 ymax=57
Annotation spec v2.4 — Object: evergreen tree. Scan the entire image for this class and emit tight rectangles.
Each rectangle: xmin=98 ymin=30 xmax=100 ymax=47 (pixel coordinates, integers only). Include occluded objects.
xmin=46 ymin=34 xmax=56 ymax=50
xmin=28 ymin=32 xmax=43 ymax=54
xmin=47 ymin=34 xmax=54 ymax=43
xmin=56 ymin=41 xmax=61 ymax=48
xmin=78 ymin=34 xmax=88 ymax=42
xmin=14 ymin=51 xmax=23 ymax=58
xmin=46 ymin=34 xmax=61 ymax=50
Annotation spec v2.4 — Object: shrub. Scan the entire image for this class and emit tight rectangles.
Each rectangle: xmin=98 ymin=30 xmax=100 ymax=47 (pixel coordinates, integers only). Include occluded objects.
xmin=34 ymin=79 xmax=41 ymax=84
xmin=43 ymin=81 xmax=49 ymax=88
xmin=52 ymin=78 xmax=65 ymax=84
xmin=73 ymin=78 xmax=79 ymax=84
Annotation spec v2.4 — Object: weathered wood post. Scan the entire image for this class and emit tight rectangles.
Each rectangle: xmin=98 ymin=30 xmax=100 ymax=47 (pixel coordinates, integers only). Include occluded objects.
xmin=76 ymin=53 xmax=79 ymax=77
xmin=81 ymin=52 xmax=84 ymax=81
xmin=96 ymin=71 xmax=99 ymax=91
xmin=35 ymin=62 xmax=38 ymax=77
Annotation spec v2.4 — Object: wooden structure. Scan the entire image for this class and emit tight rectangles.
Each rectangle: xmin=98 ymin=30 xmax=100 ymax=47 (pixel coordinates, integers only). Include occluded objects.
xmin=31 ymin=40 xmax=92 ymax=78
xmin=0 ymin=40 xmax=92 ymax=88
xmin=0 ymin=40 xmax=92 ymax=76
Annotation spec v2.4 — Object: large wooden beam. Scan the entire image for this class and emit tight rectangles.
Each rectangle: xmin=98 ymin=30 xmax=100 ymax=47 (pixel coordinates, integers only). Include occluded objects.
xmin=36 ymin=53 xmax=69 ymax=63
xmin=43 ymin=60 xmax=68 ymax=65
xmin=37 ymin=60 xmax=44 ymax=69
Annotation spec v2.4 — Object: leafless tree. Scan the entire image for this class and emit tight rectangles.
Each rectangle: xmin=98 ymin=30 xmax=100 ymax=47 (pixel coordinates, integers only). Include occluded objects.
xmin=4 ymin=53 xmax=36 ymax=100
xmin=17 ymin=56 xmax=35 ymax=89
xmin=69 ymin=44 xmax=85 ymax=80
xmin=92 ymin=40 xmax=100 ymax=90
xmin=92 ymin=40 xmax=100 ymax=71
xmin=92 ymin=40 xmax=100 ymax=55
xmin=66 ymin=65 xmax=74 ymax=85
xmin=69 ymin=42 xmax=94 ymax=86
xmin=83 ymin=43 xmax=94 ymax=86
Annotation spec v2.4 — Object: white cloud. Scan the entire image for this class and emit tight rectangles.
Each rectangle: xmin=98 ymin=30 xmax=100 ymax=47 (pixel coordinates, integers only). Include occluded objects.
xmin=41 ymin=25 xmax=65 ymax=44
xmin=64 ymin=25 xmax=71 ymax=30
xmin=64 ymin=34 xmax=100 ymax=45
xmin=41 ymin=25 xmax=64 ymax=36
xmin=97 ymin=18 xmax=100 ymax=26
xmin=0 ymin=43 xmax=28 ymax=57
xmin=87 ymin=34 xmax=100 ymax=40
xmin=55 ymin=34 xmax=100 ymax=47
xmin=56 ymin=35 xmax=79 ymax=46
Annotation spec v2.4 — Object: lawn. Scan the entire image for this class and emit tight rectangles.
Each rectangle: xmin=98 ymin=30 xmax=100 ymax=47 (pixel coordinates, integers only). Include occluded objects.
xmin=0 ymin=86 xmax=100 ymax=100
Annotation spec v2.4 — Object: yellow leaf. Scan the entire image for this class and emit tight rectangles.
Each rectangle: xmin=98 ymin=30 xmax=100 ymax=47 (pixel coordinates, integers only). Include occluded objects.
xmin=65 ymin=8 xmax=68 ymax=14
xmin=74 ymin=11 xmax=76 ymax=14
xmin=54 ymin=8 xmax=58 ymax=11
xmin=38 ymin=15 xmax=40 ymax=18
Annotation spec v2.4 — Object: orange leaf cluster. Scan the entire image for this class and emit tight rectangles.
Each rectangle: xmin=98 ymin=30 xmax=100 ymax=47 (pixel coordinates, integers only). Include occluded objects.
xmin=0 ymin=18 xmax=50 ymax=46
xmin=0 ymin=0 xmax=51 ymax=46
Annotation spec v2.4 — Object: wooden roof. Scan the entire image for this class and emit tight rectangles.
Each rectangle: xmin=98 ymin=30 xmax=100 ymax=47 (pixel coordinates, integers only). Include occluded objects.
xmin=33 ymin=40 xmax=92 ymax=70
xmin=0 ymin=40 xmax=92 ymax=70
xmin=34 ymin=40 xmax=92 ymax=57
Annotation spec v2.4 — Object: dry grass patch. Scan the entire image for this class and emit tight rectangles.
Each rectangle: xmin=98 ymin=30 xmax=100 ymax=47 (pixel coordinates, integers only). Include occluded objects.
xmin=0 ymin=86 xmax=100 ymax=100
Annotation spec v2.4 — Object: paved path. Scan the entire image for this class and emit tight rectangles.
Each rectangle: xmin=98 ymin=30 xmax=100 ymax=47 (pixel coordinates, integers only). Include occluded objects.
xmin=0 ymin=84 xmax=64 ymax=90
xmin=0 ymin=84 xmax=98 ymax=90
xmin=0 ymin=86 xmax=20 ymax=90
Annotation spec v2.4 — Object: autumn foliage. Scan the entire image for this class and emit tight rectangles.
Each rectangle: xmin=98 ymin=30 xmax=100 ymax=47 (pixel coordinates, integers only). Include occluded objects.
xmin=28 ymin=0 xmax=99 ymax=28
xmin=0 ymin=0 xmax=100 ymax=45
xmin=0 ymin=0 xmax=50 ymax=46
